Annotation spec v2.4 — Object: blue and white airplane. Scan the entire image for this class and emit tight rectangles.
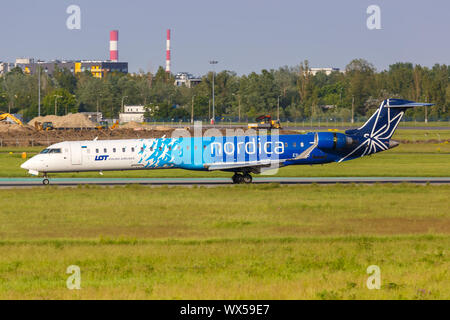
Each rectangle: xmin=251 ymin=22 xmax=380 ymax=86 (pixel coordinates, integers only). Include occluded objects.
xmin=21 ymin=99 xmax=432 ymax=184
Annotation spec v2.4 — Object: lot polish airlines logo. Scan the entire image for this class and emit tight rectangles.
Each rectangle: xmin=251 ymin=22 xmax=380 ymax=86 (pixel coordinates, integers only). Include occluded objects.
xmin=95 ymin=155 xmax=109 ymax=161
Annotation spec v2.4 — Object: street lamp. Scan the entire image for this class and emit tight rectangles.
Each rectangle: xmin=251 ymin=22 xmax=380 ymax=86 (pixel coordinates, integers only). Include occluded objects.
xmin=351 ymin=95 xmax=355 ymax=124
xmin=232 ymin=93 xmax=241 ymax=123
xmin=54 ymin=95 xmax=62 ymax=115
xmin=277 ymin=95 xmax=281 ymax=121
xmin=38 ymin=64 xmax=41 ymax=117
xmin=209 ymin=60 xmax=218 ymax=124
xmin=191 ymin=95 xmax=195 ymax=124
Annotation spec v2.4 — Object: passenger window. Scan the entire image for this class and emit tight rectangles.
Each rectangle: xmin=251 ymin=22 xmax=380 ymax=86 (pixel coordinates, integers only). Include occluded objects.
xmin=186 ymin=146 xmax=190 ymax=150
xmin=122 ymin=148 xmax=125 ymax=152
xmin=293 ymin=142 xmax=296 ymax=147
xmin=96 ymin=149 xmax=99 ymax=153
xmin=285 ymin=142 xmax=288 ymax=147
xmin=159 ymin=147 xmax=162 ymax=151
xmin=104 ymin=148 xmax=107 ymax=153
xmin=131 ymin=147 xmax=135 ymax=152
xmin=150 ymin=147 xmax=153 ymax=151
xmin=168 ymin=146 xmax=172 ymax=151
xmin=113 ymin=148 xmax=116 ymax=153
xmin=141 ymin=147 xmax=144 ymax=152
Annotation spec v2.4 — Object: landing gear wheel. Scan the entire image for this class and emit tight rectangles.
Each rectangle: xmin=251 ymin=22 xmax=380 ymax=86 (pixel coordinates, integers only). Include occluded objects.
xmin=232 ymin=173 xmax=242 ymax=184
xmin=243 ymin=173 xmax=252 ymax=184
xmin=42 ymin=178 xmax=49 ymax=185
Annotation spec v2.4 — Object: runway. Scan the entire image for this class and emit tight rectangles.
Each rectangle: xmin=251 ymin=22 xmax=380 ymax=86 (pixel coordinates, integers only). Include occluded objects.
xmin=0 ymin=176 xmax=449 ymax=187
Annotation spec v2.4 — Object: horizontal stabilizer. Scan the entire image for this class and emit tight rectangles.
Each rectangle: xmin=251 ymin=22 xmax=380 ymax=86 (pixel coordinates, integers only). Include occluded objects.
xmin=387 ymin=99 xmax=434 ymax=108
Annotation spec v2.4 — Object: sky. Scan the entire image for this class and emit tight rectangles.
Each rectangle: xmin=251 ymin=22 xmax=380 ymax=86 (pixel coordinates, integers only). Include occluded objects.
xmin=1 ymin=0 xmax=449 ymax=75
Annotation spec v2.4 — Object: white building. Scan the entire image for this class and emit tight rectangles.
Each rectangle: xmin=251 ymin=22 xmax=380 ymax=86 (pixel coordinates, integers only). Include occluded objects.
xmin=308 ymin=67 xmax=341 ymax=76
xmin=119 ymin=105 xmax=147 ymax=123
xmin=174 ymin=72 xmax=202 ymax=88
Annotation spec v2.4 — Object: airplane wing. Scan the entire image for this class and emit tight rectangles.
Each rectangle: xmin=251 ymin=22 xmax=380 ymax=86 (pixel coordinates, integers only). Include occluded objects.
xmin=204 ymin=159 xmax=286 ymax=171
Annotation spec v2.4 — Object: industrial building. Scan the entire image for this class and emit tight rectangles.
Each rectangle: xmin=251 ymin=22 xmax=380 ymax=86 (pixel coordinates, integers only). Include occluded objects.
xmin=1 ymin=30 xmax=128 ymax=78
xmin=16 ymin=59 xmax=128 ymax=78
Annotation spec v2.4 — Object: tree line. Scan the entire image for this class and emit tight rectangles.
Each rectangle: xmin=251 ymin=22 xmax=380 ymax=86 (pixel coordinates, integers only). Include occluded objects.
xmin=0 ymin=59 xmax=448 ymax=122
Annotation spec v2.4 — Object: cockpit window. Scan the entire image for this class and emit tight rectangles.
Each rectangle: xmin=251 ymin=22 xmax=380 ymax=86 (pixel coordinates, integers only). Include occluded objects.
xmin=40 ymin=148 xmax=61 ymax=154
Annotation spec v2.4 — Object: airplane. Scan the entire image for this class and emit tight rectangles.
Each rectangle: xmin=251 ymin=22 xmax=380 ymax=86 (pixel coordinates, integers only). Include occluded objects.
xmin=21 ymin=99 xmax=433 ymax=185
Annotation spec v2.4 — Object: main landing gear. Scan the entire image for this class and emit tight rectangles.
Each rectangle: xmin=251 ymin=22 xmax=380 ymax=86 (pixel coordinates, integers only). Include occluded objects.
xmin=232 ymin=172 xmax=253 ymax=184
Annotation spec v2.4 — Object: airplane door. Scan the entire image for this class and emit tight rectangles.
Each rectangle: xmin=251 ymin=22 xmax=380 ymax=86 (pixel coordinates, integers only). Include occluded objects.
xmin=70 ymin=143 xmax=82 ymax=165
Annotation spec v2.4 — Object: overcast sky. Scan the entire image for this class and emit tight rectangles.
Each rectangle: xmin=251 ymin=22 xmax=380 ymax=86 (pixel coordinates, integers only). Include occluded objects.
xmin=1 ymin=0 xmax=449 ymax=75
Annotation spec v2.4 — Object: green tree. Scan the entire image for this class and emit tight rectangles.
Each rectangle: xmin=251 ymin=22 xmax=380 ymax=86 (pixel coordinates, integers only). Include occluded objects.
xmin=42 ymin=88 xmax=76 ymax=116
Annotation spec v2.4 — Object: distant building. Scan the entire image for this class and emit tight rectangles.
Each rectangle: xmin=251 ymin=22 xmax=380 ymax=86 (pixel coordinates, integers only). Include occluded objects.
xmin=14 ymin=59 xmax=128 ymax=78
xmin=308 ymin=67 xmax=341 ymax=76
xmin=174 ymin=72 xmax=202 ymax=88
xmin=0 ymin=62 xmax=14 ymax=75
xmin=80 ymin=112 xmax=103 ymax=123
xmin=119 ymin=105 xmax=148 ymax=123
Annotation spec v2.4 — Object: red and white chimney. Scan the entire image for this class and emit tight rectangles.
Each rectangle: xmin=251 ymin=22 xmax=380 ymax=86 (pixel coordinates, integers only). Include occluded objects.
xmin=110 ymin=30 xmax=118 ymax=62
xmin=165 ymin=29 xmax=171 ymax=73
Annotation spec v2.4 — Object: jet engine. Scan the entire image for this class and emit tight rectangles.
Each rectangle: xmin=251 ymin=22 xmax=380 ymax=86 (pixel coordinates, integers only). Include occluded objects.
xmin=316 ymin=132 xmax=354 ymax=151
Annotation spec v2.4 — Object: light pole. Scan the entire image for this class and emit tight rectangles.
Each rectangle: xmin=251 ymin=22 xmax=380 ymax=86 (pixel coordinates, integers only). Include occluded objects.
xmin=209 ymin=60 xmax=218 ymax=124
xmin=351 ymin=95 xmax=355 ymax=124
xmin=54 ymin=95 xmax=62 ymax=115
xmin=121 ymin=95 xmax=128 ymax=113
xmin=232 ymin=93 xmax=241 ymax=123
xmin=277 ymin=95 xmax=281 ymax=121
xmin=38 ymin=64 xmax=41 ymax=117
xmin=191 ymin=95 xmax=195 ymax=124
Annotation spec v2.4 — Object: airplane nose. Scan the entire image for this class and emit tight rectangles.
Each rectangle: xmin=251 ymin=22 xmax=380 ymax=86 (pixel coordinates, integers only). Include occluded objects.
xmin=389 ymin=140 xmax=399 ymax=149
xmin=21 ymin=160 xmax=31 ymax=170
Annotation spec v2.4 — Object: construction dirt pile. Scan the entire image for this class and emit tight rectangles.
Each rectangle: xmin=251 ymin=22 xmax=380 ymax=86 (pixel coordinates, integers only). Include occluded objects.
xmin=120 ymin=122 xmax=171 ymax=132
xmin=28 ymin=113 xmax=97 ymax=128
xmin=121 ymin=121 xmax=146 ymax=130
xmin=0 ymin=122 xmax=34 ymax=133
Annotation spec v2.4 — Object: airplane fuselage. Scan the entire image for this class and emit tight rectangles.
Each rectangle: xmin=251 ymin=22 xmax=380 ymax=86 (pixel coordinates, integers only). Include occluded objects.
xmin=21 ymin=132 xmax=394 ymax=175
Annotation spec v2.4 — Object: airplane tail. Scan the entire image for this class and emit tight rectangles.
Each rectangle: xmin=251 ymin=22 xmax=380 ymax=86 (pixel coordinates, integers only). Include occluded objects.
xmin=345 ymin=99 xmax=433 ymax=139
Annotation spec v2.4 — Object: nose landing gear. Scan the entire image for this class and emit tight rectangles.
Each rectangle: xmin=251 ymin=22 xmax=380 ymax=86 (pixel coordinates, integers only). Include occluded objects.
xmin=232 ymin=172 xmax=253 ymax=184
xmin=42 ymin=174 xmax=50 ymax=185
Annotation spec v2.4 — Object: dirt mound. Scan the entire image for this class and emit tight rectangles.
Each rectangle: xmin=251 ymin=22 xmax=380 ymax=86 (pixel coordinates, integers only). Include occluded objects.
xmin=121 ymin=121 xmax=145 ymax=129
xmin=0 ymin=122 xmax=34 ymax=133
xmin=28 ymin=113 xmax=97 ymax=128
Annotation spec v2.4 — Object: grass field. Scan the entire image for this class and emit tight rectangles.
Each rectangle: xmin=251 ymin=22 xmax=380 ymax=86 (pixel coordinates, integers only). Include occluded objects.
xmin=0 ymin=184 xmax=448 ymax=299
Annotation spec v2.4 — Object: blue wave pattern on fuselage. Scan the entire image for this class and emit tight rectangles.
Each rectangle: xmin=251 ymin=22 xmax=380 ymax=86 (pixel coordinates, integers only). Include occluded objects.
xmin=134 ymin=135 xmax=334 ymax=170
xmin=137 ymin=138 xmax=181 ymax=168
xmin=132 ymin=132 xmax=391 ymax=170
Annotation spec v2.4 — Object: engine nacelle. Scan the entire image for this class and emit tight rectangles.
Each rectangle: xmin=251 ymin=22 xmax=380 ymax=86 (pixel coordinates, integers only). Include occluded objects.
xmin=317 ymin=132 xmax=354 ymax=151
